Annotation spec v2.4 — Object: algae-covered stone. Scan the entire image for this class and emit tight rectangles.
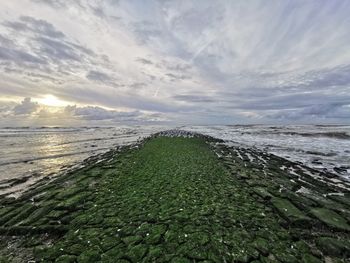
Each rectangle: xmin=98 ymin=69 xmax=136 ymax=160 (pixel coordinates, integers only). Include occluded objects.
xmin=55 ymin=254 xmax=77 ymax=263
xmin=171 ymin=257 xmax=192 ymax=263
xmin=253 ymin=187 xmax=273 ymax=200
xmin=271 ymin=197 xmax=311 ymax=227
xmin=57 ymin=192 xmax=91 ymax=210
xmin=186 ymin=246 xmax=208 ymax=260
xmin=1 ymin=135 xmax=350 ymax=263
xmin=122 ymin=235 xmax=143 ymax=245
xmin=273 ymin=250 xmax=298 ymax=263
xmin=77 ymin=249 xmax=101 ymax=263
xmin=126 ymin=244 xmax=147 ymax=262
xmin=55 ymin=186 xmax=84 ymax=200
xmin=253 ymin=237 xmax=270 ymax=256
xmin=310 ymin=208 xmax=350 ymax=231
xmin=65 ymin=243 xmax=85 ymax=255
xmin=148 ymin=246 xmax=164 ymax=259
xmin=316 ymin=237 xmax=350 ymax=257
xmin=100 ymin=245 xmax=125 ymax=260
xmin=100 ymin=236 xmax=120 ymax=252
xmin=301 ymin=254 xmax=322 ymax=263
xmin=189 ymin=232 xmax=210 ymax=246
xmin=3 ymin=203 xmax=37 ymax=226
xmin=144 ymin=224 xmax=167 ymax=245
xmin=19 ymin=206 xmax=53 ymax=226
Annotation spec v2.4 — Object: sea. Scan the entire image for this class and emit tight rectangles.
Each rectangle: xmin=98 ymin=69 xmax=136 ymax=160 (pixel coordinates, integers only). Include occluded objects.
xmin=1 ymin=125 xmax=349 ymax=196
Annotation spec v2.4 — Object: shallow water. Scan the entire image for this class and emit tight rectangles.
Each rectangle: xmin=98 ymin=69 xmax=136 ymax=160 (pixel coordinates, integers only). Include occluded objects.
xmin=0 ymin=126 xmax=164 ymax=196
xmin=186 ymin=125 xmax=350 ymax=181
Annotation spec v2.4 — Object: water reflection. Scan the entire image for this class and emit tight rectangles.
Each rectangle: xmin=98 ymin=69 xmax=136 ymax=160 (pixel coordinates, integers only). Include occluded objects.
xmin=0 ymin=126 xmax=161 ymax=196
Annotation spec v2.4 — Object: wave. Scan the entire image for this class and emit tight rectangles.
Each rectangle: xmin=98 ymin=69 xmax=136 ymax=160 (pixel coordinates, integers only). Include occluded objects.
xmin=282 ymin=131 xmax=350 ymax=140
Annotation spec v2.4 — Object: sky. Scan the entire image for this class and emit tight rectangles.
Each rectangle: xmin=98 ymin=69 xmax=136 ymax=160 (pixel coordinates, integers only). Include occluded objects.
xmin=0 ymin=0 xmax=350 ymax=126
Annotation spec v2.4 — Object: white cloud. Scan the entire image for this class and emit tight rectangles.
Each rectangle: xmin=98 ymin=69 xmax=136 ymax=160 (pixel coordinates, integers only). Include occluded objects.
xmin=0 ymin=0 xmax=350 ymax=125
xmin=12 ymin=97 xmax=39 ymax=115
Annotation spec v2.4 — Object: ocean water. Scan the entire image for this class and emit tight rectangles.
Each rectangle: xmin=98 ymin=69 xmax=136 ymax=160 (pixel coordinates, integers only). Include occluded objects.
xmin=1 ymin=125 xmax=349 ymax=196
xmin=0 ymin=126 xmax=163 ymax=196
xmin=186 ymin=125 xmax=350 ymax=181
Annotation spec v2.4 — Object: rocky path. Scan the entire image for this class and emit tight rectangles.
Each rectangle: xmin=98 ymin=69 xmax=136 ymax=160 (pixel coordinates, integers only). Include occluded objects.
xmin=0 ymin=134 xmax=349 ymax=262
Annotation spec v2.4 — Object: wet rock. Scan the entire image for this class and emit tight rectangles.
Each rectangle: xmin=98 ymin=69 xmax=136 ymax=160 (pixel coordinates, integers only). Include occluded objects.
xmin=171 ymin=257 xmax=192 ymax=263
xmin=125 ymin=244 xmax=147 ymax=262
xmin=122 ymin=235 xmax=143 ymax=246
xmin=271 ymin=197 xmax=311 ymax=227
xmin=147 ymin=246 xmax=164 ymax=260
xmin=301 ymin=254 xmax=322 ymax=263
xmin=144 ymin=224 xmax=167 ymax=245
xmin=186 ymin=246 xmax=208 ymax=260
xmin=77 ymin=249 xmax=101 ymax=263
xmin=55 ymin=254 xmax=76 ymax=263
xmin=100 ymin=245 xmax=125 ymax=261
xmin=1 ymin=135 xmax=349 ymax=262
xmin=273 ymin=250 xmax=298 ymax=263
xmin=310 ymin=208 xmax=350 ymax=231
xmin=253 ymin=187 xmax=273 ymax=200
xmin=316 ymin=237 xmax=350 ymax=257
xmin=253 ymin=237 xmax=270 ymax=256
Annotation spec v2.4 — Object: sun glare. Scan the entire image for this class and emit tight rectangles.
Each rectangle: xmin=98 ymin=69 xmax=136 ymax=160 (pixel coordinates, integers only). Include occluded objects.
xmin=38 ymin=95 xmax=68 ymax=107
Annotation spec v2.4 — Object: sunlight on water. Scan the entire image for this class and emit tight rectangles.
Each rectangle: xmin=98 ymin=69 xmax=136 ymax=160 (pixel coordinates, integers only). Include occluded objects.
xmin=0 ymin=126 xmax=163 ymax=196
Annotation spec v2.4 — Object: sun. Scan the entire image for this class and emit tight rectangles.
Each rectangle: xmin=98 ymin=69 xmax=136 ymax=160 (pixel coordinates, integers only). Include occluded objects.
xmin=38 ymin=95 xmax=69 ymax=107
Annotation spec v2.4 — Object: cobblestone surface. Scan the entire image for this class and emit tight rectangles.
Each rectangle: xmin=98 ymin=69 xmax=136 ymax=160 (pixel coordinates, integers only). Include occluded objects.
xmin=0 ymin=134 xmax=349 ymax=262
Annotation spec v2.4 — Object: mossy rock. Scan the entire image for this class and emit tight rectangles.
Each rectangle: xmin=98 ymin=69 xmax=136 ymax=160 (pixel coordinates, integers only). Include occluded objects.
xmin=122 ymin=235 xmax=143 ymax=245
xmin=271 ymin=197 xmax=311 ymax=227
xmin=253 ymin=187 xmax=273 ymax=200
xmin=171 ymin=257 xmax=192 ymax=263
xmin=253 ymin=237 xmax=270 ymax=256
xmin=55 ymin=186 xmax=84 ymax=200
xmin=19 ymin=206 xmax=54 ymax=226
xmin=316 ymin=237 xmax=350 ymax=257
xmin=125 ymin=244 xmax=148 ymax=262
xmin=55 ymin=254 xmax=77 ymax=263
xmin=143 ymin=224 xmax=167 ymax=245
xmin=3 ymin=203 xmax=37 ymax=226
xmin=1 ymin=136 xmax=349 ymax=262
xmin=310 ymin=208 xmax=350 ymax=231
xmin=186 ymin=246 xmax=208 ymax=260
xmin=64 ymin=243 xmax=86 ymax=255
xmin=101 ymin=247 xmax=125 ymax=261
xmin=77 ymin=249 xmax=101 ymax=263
xmin=301 ymin=254 xmax=322 ymax=263
xmin=57 ymin=192 xmax=91 ymax=210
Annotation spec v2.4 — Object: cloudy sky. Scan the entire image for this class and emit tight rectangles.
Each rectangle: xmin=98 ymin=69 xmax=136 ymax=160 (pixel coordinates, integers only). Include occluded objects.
xmin=0 ymin=0 xmax=350 ymax=126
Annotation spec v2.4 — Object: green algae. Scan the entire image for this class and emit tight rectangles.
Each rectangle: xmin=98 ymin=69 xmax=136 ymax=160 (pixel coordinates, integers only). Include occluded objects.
xmin=0 ymin=135 xmax=349 ymax=262
xmin=316 ymin=237 xmax=350 ymax=257
xmin=310 ymin=207 xmax=350 ymax=231
xmin=271 ymin=197 xmax=312 ymax=227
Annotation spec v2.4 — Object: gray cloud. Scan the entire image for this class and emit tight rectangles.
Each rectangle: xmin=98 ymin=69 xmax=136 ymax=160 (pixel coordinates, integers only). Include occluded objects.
xmin=31 ymin=0 xmax=70 ymax=9
xmin=0 ymin=34 xmax=14 ymax=47
xmin=136 ymin=57 xmax=153 ymax=65
xmin=129 ymin=82 xmax=146 ymax=89
xmin=1 ymin=0 xmax=350 ymax=125
xmin=269 ymin=103 xmax=350 ymax=121
xmin=0 ymin=46 xmax=45 ymax=64
xmin=165 ymin=72 xmax=191 ymax=81
xmin=173 ymin=95 xmax=215 ymax=103
xmin=4 ymin=16 xmax=65 ymax=38
xmin=37 ymin=37 xmax=86 ymax=61
xmin=86 ymin=70 xmax=112 ymax=82
xmin=64 ymin=105 xmax=155 ymax=123
xmin=12 ymin=97 xmax=39 ymax=115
